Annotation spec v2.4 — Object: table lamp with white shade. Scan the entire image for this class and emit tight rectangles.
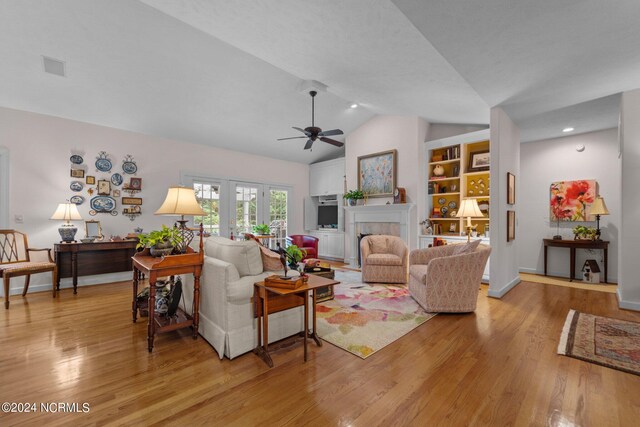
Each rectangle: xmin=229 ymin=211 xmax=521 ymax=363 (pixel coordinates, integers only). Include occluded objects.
xmin=50 ymin=202 xmax=83 ymax=243
xmin=155 ymin=186 xmax=205 ymax=253
xmin=590 ymin=196 xmax=609 ymax=241
xmin=455 ymin=198 xmax=484 ymax=242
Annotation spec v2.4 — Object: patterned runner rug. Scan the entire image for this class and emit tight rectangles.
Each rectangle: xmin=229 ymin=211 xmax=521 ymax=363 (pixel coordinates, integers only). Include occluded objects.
xmin=317 ymin=271 xmax=436 ymax=359
xmin=558 ymin=309 xmax=640 ymax=376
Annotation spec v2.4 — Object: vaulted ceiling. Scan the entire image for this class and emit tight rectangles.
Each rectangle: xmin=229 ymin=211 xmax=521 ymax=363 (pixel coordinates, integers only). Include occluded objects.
xmin=1 ymin=0 xmax=638 ymax=164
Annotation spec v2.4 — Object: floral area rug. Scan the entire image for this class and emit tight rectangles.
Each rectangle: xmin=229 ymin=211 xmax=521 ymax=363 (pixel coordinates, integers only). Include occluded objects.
xmin=317 ymin=270 xmax=435 ymax=359
xmin=558 ymin=309 xmax=640 ymax=376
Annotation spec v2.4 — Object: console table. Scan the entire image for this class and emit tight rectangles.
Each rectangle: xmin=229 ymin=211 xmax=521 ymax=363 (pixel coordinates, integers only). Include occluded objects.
xmin=543 ymin=239 xmax=609 ymax=283
xmin=55 ymin=240 xmax=138 ymax=293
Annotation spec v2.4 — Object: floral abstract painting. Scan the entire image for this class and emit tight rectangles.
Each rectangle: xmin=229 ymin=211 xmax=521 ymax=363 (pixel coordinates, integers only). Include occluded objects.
xmin=357 ymin=149 xmax=396 ymax=197
xmin=550 ymin=180 xmax=596 ymax=221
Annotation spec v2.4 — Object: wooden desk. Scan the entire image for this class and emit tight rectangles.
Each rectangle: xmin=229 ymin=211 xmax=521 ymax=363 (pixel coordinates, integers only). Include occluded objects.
xmin=55 ymin=240 xmax=138 ymax=294
xmin=543 ymin=238 xmax=609 ymax=283
xmin=132 ymin=233 xmax=204 ymax=352
xmin=253 ymin=274 xmax=339 ymax=367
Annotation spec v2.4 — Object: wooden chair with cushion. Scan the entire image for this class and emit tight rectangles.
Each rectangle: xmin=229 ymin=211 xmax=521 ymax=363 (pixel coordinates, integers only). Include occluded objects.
xmin=0 ymin=230 xmax=57 ymax=309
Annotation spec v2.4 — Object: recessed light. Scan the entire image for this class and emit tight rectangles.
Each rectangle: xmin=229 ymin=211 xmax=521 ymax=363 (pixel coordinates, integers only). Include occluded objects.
xmin=350 ymin=103 xmax=358 ymax=109
xmin=562 ymin=127 xmax=575 ymax=133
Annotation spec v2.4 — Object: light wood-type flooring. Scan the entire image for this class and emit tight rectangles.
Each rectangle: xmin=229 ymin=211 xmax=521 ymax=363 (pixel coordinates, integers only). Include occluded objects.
xmin=2 ymin=278 xmax=640 ymax=426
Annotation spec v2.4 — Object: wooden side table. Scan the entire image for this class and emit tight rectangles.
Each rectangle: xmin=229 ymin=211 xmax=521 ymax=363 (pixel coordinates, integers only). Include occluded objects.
xmin=253 ymin=274 xmax=339 ymax=367
xmin=55 ymin=240 xmax=138 ymax=293
xmin=543 ymin=238 xmax=609 ymax=283
xmin=132 ymin=231 xmax=204 ymax=352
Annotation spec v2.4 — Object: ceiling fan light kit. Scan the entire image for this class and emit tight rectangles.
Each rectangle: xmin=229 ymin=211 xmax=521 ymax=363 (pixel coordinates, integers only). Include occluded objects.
xmin=277 ymin=90 xmax=345 ymax=151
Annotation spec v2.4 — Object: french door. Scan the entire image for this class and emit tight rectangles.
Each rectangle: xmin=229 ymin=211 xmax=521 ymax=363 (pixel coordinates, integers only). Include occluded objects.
xmin=188 ymin=174 xmax=290 ymax=248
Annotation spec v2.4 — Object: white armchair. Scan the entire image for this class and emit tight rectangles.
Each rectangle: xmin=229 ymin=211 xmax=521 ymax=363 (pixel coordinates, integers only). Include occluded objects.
xmin=182 ymin=236 xmax=303 ymax=359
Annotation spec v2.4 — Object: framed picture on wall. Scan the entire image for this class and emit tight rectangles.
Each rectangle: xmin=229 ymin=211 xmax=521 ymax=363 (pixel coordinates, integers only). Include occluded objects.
xmin=507 ymin=210 xmax=516 ymax=242
xmin=357 ymin=149 xmax=397 ymax=198
xmin=468 ymin=150 xmax=490 ymax=172
xmin=86 ymin=175 xmax=95 ymax=185
xmin=97 ymin=180 xmax=111 ymax=195
xmin=70 ymin=169 xmax=85 ymax=178
xmin=507 ymin=172 xmax=516 ymax=205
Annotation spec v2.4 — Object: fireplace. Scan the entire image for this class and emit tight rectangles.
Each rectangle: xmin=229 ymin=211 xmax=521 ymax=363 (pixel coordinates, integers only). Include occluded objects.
xmin=344 ymin=204 xmax=415 ymax=268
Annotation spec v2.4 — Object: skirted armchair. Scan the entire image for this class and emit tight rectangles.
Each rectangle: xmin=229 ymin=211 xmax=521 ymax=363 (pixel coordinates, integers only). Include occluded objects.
xmin=360 ymin=235 xmax=408 ymax=284
xmin=408 ymin=242 xmax=491 ymax=313
xmin=286 ymin=235 xmax=318 ymax=260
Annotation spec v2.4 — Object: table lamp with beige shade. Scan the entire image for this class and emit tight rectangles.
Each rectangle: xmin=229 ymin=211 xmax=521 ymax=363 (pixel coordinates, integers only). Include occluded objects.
xmin=50 ymin=202 xmax=83 ymax=243
xmin=155 ymin=186 xmax=205 ymax=253
xmin=590 ymin=196 xmax=609 ymax=241
xmin=455 ymin=198 xmax=484 ymax=242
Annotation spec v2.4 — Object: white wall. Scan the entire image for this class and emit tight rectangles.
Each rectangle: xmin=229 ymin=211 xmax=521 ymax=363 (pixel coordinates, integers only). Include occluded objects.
xmin=426 ymin=123 xmax=488 ymax=142
xmin=619 ymin=89 xmax=640 ymax=310
xmin=0 ymin=146 xmax=9 ymax=228
xmin=488 ymin=107 xmax=521 ymax=297
xmin=0 ymin=107 xmax=309 ymax=295
xmin=519 ymin=129 xmax=620 ymax=282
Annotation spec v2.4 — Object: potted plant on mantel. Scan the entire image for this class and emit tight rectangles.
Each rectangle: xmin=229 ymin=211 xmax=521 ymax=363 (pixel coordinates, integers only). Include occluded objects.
xmin=343 ymin=189 xmax=364 ymax=207
xmin=136 ymin=225 xmax=183 ymax=257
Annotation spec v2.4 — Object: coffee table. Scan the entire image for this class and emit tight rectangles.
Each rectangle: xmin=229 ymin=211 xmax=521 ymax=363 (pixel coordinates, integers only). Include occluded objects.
xmin=253 ymin=274 xmax=339 ymax=367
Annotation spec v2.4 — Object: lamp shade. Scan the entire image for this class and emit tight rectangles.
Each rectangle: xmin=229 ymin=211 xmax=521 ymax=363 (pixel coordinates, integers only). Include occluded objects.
xmin=155 ymin=186 xmax=205 ymax=216
xmin=455 ymin=198 xmax=484 ymax=219
xmin=590 ymin=196 xmax=609 ymax=216
xmin=50 ymin=203 xmax=83 ymax=222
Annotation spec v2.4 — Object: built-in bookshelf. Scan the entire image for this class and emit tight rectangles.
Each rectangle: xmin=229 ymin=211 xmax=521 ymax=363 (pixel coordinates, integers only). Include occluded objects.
xmin=423 ymin=130 xmax=491 ymax=238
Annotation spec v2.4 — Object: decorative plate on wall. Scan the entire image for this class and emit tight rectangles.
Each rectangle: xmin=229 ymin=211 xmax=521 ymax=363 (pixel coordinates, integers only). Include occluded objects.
xmin=70 ymin=195 xmax=85 ymax=205
xmin=95 ymin=151 xmax=112 ymax=172
xmin=111 ymin=173 xmax=123 ymax=186
xmin=70 ymin=155 xmax=83 ymax=164
xmin=90 ymin=196 xmax=116 ymax=213
xmin=448 ymin=201 xmax=457 ymax=209
xmin=122 ymin=154 xmax=137 ymax=174
xmin=441 ymin=206 xmax=449 ymax=216
xmin=70 ymin=181 xmax=84 ymax=192
xmin=438 ymin=197 xmax=446 ymax=205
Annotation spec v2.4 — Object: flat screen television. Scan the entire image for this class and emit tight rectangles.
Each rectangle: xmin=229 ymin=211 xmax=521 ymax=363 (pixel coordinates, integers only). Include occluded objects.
xmin=318 ymin=205 xmax=338 ymax=227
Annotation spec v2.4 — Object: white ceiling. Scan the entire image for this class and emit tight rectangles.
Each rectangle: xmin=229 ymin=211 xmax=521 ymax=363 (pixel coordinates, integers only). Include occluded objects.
xmin=1 ymin=0 xmax=638 ymax=161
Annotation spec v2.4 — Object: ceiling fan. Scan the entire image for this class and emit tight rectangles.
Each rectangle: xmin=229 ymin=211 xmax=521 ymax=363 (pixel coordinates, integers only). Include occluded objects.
xmin=277 ymin=91 xmax=344 ymax=150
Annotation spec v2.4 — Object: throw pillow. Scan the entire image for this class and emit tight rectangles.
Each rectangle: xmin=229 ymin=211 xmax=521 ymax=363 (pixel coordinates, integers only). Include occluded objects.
xmin=259 ymin=245 xmax=283 ymax=271
xmin=452 ymin=239 xmax=481 ymax=256
xmin=368 ymin=236 xmax=389 ymax=254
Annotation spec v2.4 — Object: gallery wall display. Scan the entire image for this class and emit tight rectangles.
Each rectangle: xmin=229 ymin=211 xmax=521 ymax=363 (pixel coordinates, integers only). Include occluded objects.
xmin=549 ymin=179 xmax=597 ymax=222
xmin=68 ymin=151 xmax=142 ymax=221
xmin=357 ymin=149 xmax=397 ymax=198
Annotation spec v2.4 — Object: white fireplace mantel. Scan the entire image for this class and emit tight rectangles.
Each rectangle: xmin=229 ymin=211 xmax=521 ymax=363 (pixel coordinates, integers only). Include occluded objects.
xmin=344 ymin=203 xmax=416 ymax=267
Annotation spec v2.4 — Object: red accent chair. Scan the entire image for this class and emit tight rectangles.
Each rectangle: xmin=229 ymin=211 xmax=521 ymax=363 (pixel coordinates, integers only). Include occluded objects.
xmin=286 ymin=235 xmax=319 ymax=260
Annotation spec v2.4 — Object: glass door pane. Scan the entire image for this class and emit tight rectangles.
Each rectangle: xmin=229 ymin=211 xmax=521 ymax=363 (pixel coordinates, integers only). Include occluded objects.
xmin=193 ymin=181 xmax=221 ymax=236
xmin=268 ymin=188 xmax=288 ymax=248
xmin=233 ymin=183 xmax=260 ymax=238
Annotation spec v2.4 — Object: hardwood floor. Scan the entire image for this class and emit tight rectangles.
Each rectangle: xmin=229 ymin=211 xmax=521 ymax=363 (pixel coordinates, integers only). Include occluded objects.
xmin=2 ymin=279 xmax=640 ymax=426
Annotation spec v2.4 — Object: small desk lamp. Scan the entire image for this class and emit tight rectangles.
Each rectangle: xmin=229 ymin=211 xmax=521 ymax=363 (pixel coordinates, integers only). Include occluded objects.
xmin=456 ymin=198 xmax=484 ymax=242
xmin=50 ymin=202 xmax=83 ymax=243
xmin=590 ymin=196 xmax=609 ymax=241
xmin=155 ymin=186 xmax=206 ymax=253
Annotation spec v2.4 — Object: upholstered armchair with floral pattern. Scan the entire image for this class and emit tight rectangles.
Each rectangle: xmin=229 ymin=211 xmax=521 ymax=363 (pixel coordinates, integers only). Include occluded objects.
xmin=360 ymin=235 xmax=408 ymax=284
xmin=408 ymin=242 xmax=491 ymax=313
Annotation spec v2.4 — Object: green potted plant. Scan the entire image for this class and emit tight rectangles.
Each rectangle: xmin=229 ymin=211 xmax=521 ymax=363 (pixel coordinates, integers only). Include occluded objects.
xmin=136 ymin=225 xmax=182 ymax=257
xmin=252 ymin=223 xmax=271 ymax=235
xmin=572 ymin=225 xmax=597 ymax=240
xmin=284 ymin=244 xmax=306 ymax=270
xmin=343 ymin=189 xmax=364 ymax=206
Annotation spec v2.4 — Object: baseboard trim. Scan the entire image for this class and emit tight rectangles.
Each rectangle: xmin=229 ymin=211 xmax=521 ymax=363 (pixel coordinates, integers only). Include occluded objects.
xmin=518 ymin=267 xmax=618 ymax=284
xmin=488 ymin=275 xmax=521 ymax=298
xmin=617 ymin=289 xmax=640 ymax=312
xmin=5 ymin=272 xmax=131 ymax=296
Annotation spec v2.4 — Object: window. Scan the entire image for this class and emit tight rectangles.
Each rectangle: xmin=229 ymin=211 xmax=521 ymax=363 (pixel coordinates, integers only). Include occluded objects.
xmin=269 ymin=188 xmax=288 ymax=248
xmin=193 ymin=181 xmax=220 ymax=236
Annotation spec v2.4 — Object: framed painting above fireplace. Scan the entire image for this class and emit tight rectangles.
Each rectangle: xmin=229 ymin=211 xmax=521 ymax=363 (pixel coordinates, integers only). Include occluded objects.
xmin=357 ymin=149 xmax=397 ymax=198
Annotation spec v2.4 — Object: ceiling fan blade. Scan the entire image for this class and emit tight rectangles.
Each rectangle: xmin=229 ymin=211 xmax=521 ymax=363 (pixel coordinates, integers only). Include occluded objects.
xmin=318 ymin=129 xmax=343 ymax=137
xmin=320 ymin=137 xmax=344 ymax=147
xmin=293 ymin=126 xmax=311 ymax=136
xmin=304 ymin=139 xmax=314 ymax=150
xmin=277 ymin=136 xmax=307 ymax=141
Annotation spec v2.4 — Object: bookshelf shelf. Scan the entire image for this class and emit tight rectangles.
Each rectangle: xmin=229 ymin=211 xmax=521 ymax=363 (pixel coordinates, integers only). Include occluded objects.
xmin=428 ymin=158 xmax=460 ymax=166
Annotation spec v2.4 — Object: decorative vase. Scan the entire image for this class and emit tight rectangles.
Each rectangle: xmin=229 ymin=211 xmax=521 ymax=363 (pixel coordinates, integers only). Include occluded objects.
xmin=347 ymin=199 xmax=357 ymax=207
xmin=433 ymin=165 xmax=445 ymax=176
xmin=150 ymin=241 xmax=174 ymax=257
